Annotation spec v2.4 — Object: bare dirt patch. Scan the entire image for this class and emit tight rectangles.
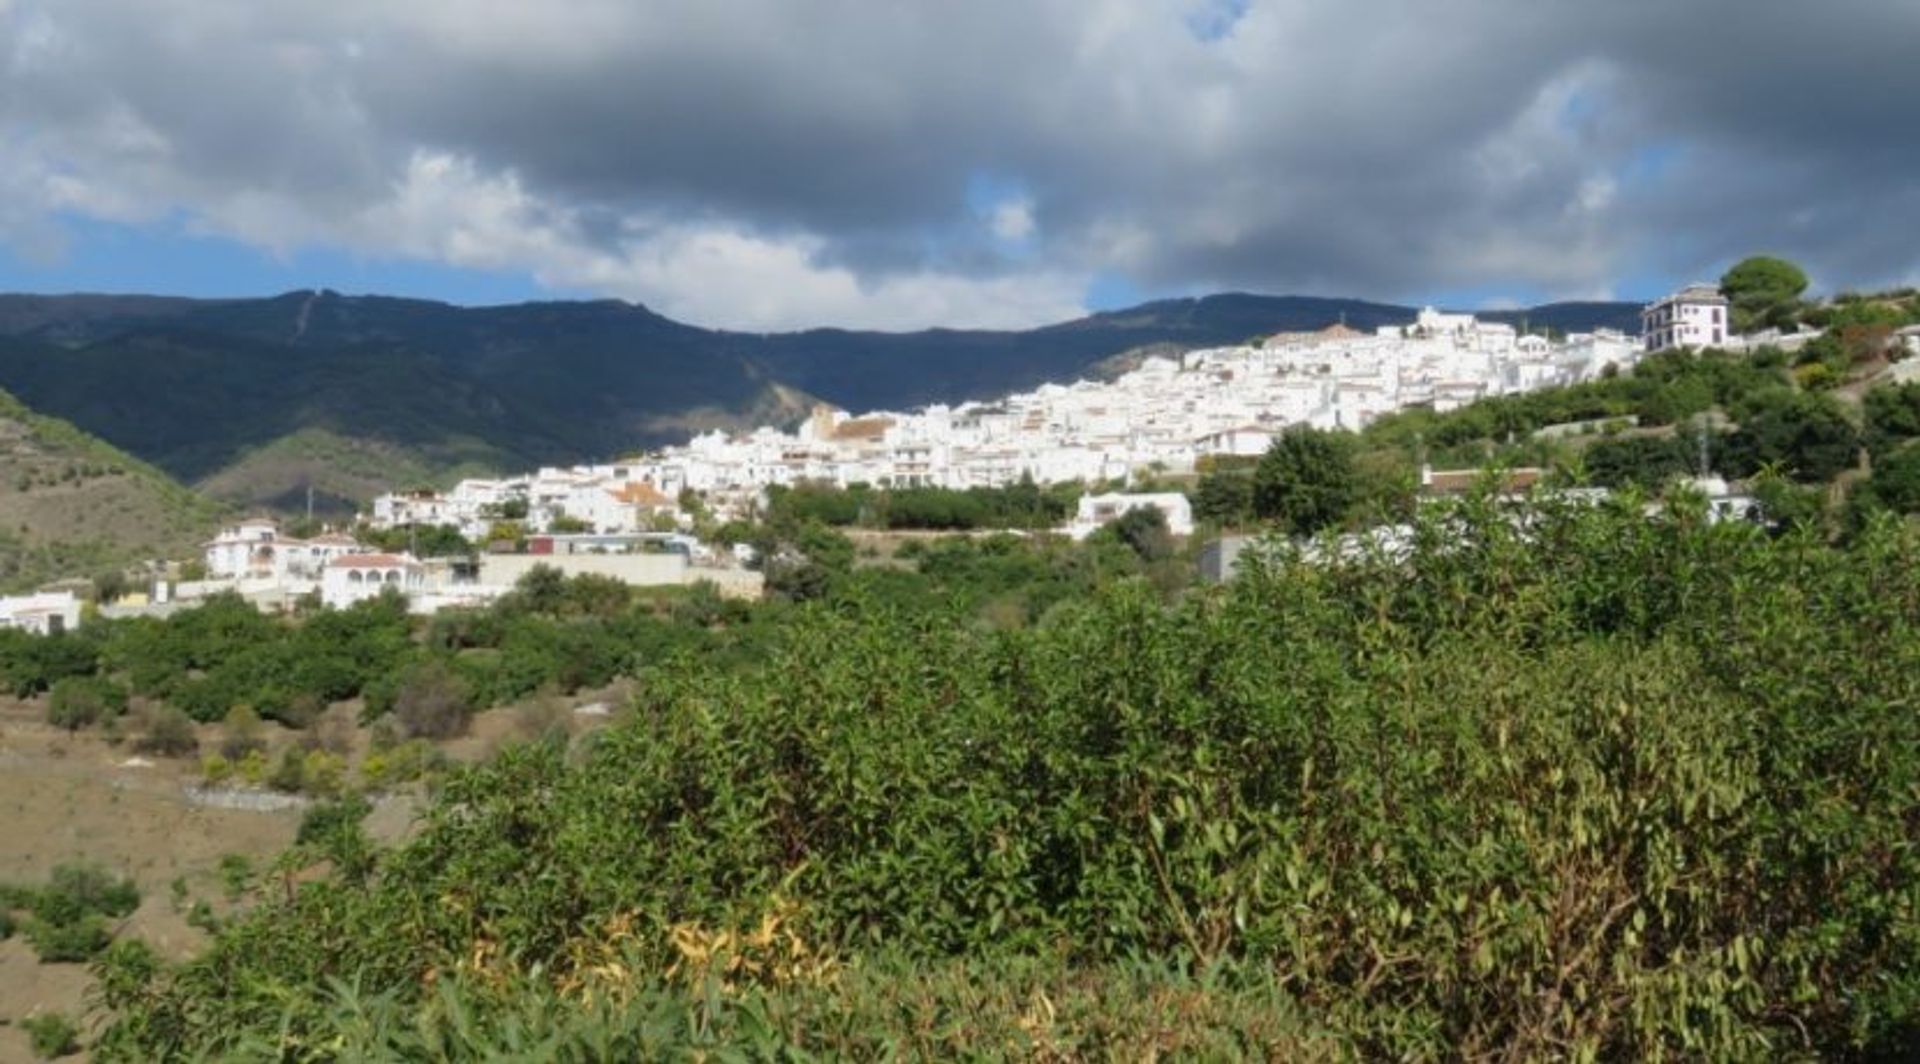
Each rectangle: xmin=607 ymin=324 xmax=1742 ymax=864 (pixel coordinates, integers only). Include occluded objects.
xmin=0 ymin=703 xmax=300 ymax=1060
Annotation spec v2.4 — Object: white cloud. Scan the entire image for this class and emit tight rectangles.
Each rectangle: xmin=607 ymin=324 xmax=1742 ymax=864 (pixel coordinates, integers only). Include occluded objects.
xmin=191 ymin=150 xmax=1087 ymax=331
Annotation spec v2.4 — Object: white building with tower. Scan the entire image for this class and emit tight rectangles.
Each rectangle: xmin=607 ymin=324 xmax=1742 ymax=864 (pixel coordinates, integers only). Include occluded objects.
xmin=1642 ymin=284 xmax=1730 ymax=353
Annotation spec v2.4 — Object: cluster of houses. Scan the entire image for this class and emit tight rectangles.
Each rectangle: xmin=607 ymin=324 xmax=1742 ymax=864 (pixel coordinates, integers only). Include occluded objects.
xmin=1200 ymin=466 xmax=1763 ymax=582
xmin=136 ymin=517 xmax=759 ymax=619
xmin=4 ymin=285 xmax=1810 ymax=633
xmin=369 ymin=308 xmax=1643 ymax=535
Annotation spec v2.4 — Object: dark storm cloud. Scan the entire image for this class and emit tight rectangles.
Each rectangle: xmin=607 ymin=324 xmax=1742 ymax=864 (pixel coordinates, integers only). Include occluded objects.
xmin=1 ymin=0 xmax=1916 ymax=327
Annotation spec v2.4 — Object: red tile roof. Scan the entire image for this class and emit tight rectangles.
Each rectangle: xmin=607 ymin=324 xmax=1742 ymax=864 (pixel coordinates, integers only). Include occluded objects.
xmin=328 ymin=553 xmax=416 ymax=569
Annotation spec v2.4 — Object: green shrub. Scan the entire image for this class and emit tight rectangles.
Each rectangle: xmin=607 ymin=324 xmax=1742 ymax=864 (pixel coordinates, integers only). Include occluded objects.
xmin=41 ymin=864 xmax=139 ymax=920
xmin=21 ymin=1011 xmax=78 ymax=1059
xmin=390 ymin=658 xmax=474 ymax=739
xmin=133 ymin=705 xmax=199 ymax=758
xmin=45 ymin=675 xmax=127 ymax=732
xmin=217 ymin=855 xmax=252 ymax=902
xmin=267 ymin=747 xmax=308 ymax=794
xmin=85 ymin=501 xmax=1920 ymax=1058
xmin=199 ymin=753 xmax=232 ymax=785
xmin=27 ymin=914 xmax=112 ymax=962
xmin=218 ymin=705 xmax=266 ymax=761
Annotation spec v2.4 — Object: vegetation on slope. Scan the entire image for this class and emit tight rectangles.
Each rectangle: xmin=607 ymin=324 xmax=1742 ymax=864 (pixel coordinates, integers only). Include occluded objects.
xmin=0 ymin=389 xmax=218 ymax=591
xmin=82 ymin=497 xmax=1920 ymax=1060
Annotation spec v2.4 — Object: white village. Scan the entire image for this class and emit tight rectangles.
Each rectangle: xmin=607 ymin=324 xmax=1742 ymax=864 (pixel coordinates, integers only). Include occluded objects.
xmin=0 ymin=290 xmax=1764 ymax=629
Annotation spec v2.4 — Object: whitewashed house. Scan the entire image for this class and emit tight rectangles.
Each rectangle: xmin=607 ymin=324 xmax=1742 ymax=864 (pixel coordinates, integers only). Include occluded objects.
xmin=276 ymin=532 xmax=365 ymax=579
xmin=1196 ymin=425 xmax=1274 ymax=458
xmin=0 ymin=591 xmax=81 ymax=635
xmin=1642 ymin=285 xmax=1730 ymax=352
xmin=320 ymin=553 xmax=425 ymax=609
xmin=1064 ymin=493 xmax=1195 ymax=540
xmin=205 ymin=520 xmax=367 ymax=584
xmin=204 ymin=518 xmax=282 ymax=578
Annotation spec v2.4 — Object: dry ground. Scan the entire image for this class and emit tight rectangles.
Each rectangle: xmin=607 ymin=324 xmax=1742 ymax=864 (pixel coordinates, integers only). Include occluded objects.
xmin=0 ymin=703 xmax=299 ymax=1061
xmin=0 ymin=685 xmax=624 ymax=1061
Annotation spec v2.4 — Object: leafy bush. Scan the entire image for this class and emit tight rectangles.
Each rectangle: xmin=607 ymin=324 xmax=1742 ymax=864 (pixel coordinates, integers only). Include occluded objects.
xmin=1252 ymin=424 xmax=1359 ymax=533
xmin=267 ymin=747 xmax=345 ymax=796
xmin=21 ymin=1012 xmax=78 ymax=1059
xmin=217 ymin=855 xmax=253 ymax=902
xmin=26 ymin=915 xmax=112 ymax=963
xmin=22 ymin=863 xmax=138 ymax=962
xmin=360 ymin=738 xmax=443 ymax=791
xmin=40 ymin=864 xmax=139 ymax=921
xmin=132 ymin=705 xmax=199 ymax=758
xmin=45 ymin=675 xmax=127 ymax=732
xmin=291 ymin=796 xmax=376 ymax=883
xmin=95 ymin=499 xmax=1920 ymax=1059
xmin=199 ymin=753 xmax=232 ymax=786
xmin=391 ymin=658 xmax=474 ymax=740
xmin=217 ymin=705 xmax=266 ymax=761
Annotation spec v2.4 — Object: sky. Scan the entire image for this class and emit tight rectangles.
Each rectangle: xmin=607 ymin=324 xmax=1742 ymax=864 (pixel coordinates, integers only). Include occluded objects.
xmin=2 ymin=0 xmax=1917 ymax=332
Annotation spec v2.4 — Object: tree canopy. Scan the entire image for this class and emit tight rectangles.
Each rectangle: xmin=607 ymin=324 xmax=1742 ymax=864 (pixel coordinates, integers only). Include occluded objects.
xmin=1251 ymin=426 xmax=1359 ymax=535
xmin=1720 ymin=255 xmax=1808 ymax=332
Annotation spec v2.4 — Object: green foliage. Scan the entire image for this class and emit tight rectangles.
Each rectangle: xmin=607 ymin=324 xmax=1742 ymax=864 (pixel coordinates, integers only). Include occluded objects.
xmin=357 ymin=523 xmax=472 ymax=558
xmin=390 ymin=658 xmax=474 ymax=740
xmin=217 ymin=855 xmax=253 ymax=902
xmin=1864 ymin=381 xmax=1920 ymax=455
xmin=27 ymin=915 xmax=113 ymax=963
xmin=1098 ymin=505 xmax=1175 ymax=563
xmin=15 ymin=863 xmax=139 ymax=963
xmin=1874 ymin=446 xmax=1920 ymax=513
xmin=1721 ymin=389 xmax=1859 ymax=482
xmin=91 ymin=568 xmax=131 ymax=604
xmin=133 ymin=705 xmax=199 ymax=759
xmin=218 ymin=704 xmax=266 ymax=761
xmin=21 ymin=1011 xmax=79 ymax=1059
xmin=1366 ymin=349 xmax=1784 ymax=455
xmin=764 ymin=478 xmax=1077 ymax=532
xmin=754 ymin=522 xmax=856 ymax=602
xmin=0 ymin=630 xmax=99 ymax=699
xmin=1580 ymin=435 xmax=1695 ymax=488
xmin=45 ymin=674 xmax=127 ymax=732
xmin=1192 ymin=466 xmax=1255 ymax=527
xmin=1720 ymin=255 xmax=1808 ymax=331
xmin=40 ymin=863 xmax=140 ymax=921
xmin=295 ymin=796 xmax=376 ymax=883
xmin=94 ymin=500 xmax=1920 ymax=1059
xmin=1853 ymin=442 xmax=1920 ymax=518
xmin=1252 ymin=425 xmax=1359 ymax=534
xmin=101 ymin=591 xmax=412 ymax=724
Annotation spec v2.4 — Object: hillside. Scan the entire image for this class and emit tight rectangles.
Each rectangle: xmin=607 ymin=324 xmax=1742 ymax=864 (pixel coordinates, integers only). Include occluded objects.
xmin=0 ymin=390 xmax=219 ymax=591
xmin=0 ymin=291 xmax=1641 ymax=511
